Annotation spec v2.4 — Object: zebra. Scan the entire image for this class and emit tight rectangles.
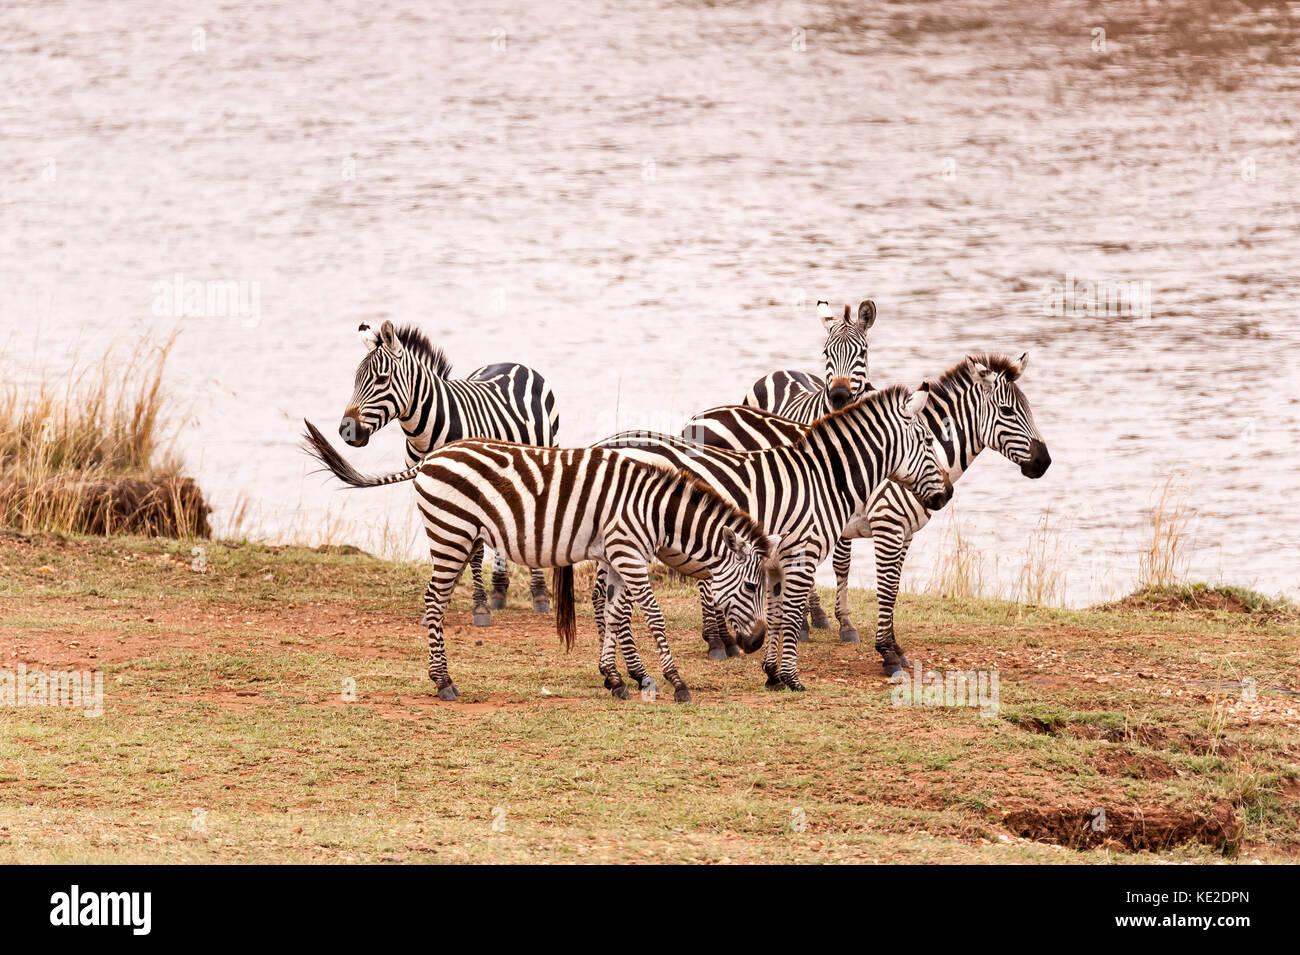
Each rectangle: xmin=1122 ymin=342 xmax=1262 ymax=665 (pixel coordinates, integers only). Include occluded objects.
xmin=593 ymin=384 xmax=952 ymax=691
xmin=337 ymin=319 xmax=559 ymax=626
xmin=303 ymin=422 xmax=780 ymax=703
xmin=684 ymin=352 xmax=1051 ymax=674
xmin=743 ymin=298 xmax=876 ymax=418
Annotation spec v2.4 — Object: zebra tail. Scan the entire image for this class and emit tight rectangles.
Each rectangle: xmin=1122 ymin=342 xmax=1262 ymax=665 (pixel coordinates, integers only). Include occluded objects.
xmin=553 ymin=565 xmax=576 ymax=651
xmin=301 ymin=419 xmax=422 ymax=488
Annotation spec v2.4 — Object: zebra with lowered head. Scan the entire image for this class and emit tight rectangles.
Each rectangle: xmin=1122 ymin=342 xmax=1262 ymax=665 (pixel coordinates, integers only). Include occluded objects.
xmin=335 ymin=319 xmax=559 ymax=625
xmin=685 ymin=352 xmax=1051 ymax=674
xmin=303 ymin=423 xmax=780 ymax=703
xmin=595 ymin=383 xmax=952 ymax=691
xmin=743 ymin=298 xmax=876 ymax=418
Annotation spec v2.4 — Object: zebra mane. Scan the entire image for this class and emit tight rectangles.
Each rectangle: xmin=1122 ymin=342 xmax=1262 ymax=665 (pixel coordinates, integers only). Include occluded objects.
xmin=394 ymin=325 xmax=453 ymax=379
xmin=803 ymin=382 xmax=912 ymax=434
xmin=933 ymin=352 xmax=1022 ymax=391
xmin=648 ymin=463 xmax=773 ymax=559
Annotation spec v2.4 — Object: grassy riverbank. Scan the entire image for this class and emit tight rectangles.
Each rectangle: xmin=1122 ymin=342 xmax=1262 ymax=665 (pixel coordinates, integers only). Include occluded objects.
xmin=1 ymin=531 xmax=1296 ymax=863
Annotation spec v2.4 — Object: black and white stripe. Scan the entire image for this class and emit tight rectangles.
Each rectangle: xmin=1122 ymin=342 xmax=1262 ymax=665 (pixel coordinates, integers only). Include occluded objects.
xmin=338 ymin=319 xmax=559 ymax=623
xmin=303 ymin=423 xmax=779 ymax=703
xmin=685 ymin=352 xmax=1051 ymax=674
xmin=595 ymin=384 xmax=952 ymax=690
xmin=743 ymin=299 xmax=875 ymax=419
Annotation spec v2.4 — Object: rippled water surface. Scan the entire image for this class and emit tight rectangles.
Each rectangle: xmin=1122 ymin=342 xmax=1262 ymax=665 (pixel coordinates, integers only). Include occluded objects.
xmin=3 ymin=0 xmax=1298 ymax=602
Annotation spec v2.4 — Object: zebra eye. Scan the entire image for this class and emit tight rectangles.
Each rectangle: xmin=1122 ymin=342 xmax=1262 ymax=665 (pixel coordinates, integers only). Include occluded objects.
xmin=374 ymin=373 xmax=391 ymax=386
xmin=743 ymin=581 xmax=758 ymax=593
xmin=999 ymin=404 xmax=1015 ymax=416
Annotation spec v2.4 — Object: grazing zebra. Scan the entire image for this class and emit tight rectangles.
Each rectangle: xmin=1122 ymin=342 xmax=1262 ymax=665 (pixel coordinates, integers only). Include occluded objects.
xmin=337 ymin=320 xmax=559 ymax=625
xmin=685 ymin=352 xmax=1051 ymax=674
xmin=743 ymin=299 xmax=876 ymax=418
xmin=303 ymin=423 xmax=779 ymax=703
xmin=594 ymin=384 xmax=952 ymax=691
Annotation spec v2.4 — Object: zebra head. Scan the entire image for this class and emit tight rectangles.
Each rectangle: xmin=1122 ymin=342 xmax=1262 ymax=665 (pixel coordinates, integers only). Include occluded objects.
xmin=966 ymin=353 xmax=1051 ymax=478
xmin=711 ymin=529 xmax=784 ymax=655
xmin=820 ymin=299 xmax=875 ymax=411
xmin=340 ymin=320 xmax=408 ymax=447
xmin=889 ymin=388 xmax=954 ymax=511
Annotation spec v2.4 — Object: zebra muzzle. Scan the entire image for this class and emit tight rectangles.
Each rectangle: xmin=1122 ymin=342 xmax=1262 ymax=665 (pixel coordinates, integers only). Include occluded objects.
xmin=827 ymin=380 xmax=854 ymax=410
xmin=339 ymin=414 xmax=371 ymax=447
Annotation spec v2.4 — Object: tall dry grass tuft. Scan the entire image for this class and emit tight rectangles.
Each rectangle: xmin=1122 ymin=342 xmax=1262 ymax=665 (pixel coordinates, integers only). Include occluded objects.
xmin=1138 ymin=474 xmax=1191 ymax=590
xmin=923 ymin=507 xmax=989 ymax=600
xmin=0 ymin=336 xmax=209 ymax=537
xmin=1017 ymin=509 xmax=1068 ymax=606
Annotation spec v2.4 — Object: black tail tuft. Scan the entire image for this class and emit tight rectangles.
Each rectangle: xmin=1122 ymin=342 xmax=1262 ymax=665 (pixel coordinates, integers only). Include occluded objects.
xmin=553 ymin=565 xmax=576 ymax=651
xmin=302 ymin=419 xmax=375 ymax=487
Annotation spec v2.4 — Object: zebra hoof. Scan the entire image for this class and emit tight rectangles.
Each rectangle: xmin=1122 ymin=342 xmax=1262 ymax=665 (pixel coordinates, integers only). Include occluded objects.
xmin=610 ymin=683 xmax=630 ymax=701
xmin=706 ymin=647 xmax=726 ymax=662
xmin=840 ymin=628 xmax=860 ymax=644
xmin=883 ymin=662 xmax=904 ymax=679
xmin=437 ymin=684 xmax=460 ymax=702
xmin=472 ymin=609 xmax=491 ymax=627
xmin=810 ymin=613 xmax=832 ymax=630
xmin=532 ymin=597 xmax=550 ymax=614
xmin=764 ymin=675 xmax=785 ymax=691
xmin=673 ymin=687 xmax=693 ymax=704
xmin=724 ymin=643 xmax=741 ymax=658
xmin=796 ymin=627 xmax=811 ymax=643
xmin=782 ymin=677 xmax=807 ymax=692
xmin=896 ymin=653 xmax=911 ymax=669
xmin=487 ymin=594 xmax=506 ymax=611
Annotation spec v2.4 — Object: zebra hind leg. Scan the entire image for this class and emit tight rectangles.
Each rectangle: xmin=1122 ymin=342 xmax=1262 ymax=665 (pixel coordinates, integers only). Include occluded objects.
xmin=488 ymin=550 xmax=509 ymax=610
xmin=807 ymin=587 xmax=832 ymax=631
xmin=423 ymin=548 xmax=473 ymax=701
xmin=597 ymin=569 xmax=630 ymax=700
xmin=469 ymin=542 xmax=491 ymax=627
xmin=528 ymin=568 xmax=550 ymax=613
xmin=872 ymin=531 xmax=912 ymax=675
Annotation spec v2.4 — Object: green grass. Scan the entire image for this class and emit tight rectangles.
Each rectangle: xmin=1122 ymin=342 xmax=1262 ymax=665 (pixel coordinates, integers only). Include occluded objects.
xmin=1 ymin=531 xmax=1297 ymax=863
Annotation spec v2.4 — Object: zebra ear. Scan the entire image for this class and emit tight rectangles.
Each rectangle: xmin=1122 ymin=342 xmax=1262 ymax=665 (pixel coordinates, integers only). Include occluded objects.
xmin=358 ymin=323 xmax=379 ymax=351
xmin=378 ymin=320 xmax=403 ymax=357
xmin=903 ymin=389 xmax=930 ymax=418
xmin=966 ymin=356 xmax=998 ymax=389
xmin=1013 ymin=352 xmax=1028 ymax=378
xmin=857 ymin=299 xmax=877 ymax=330
xmin=816 ymin=300 xmax=834 ymax=330
xmin=721 ymin=526 xmax=742 ymax=555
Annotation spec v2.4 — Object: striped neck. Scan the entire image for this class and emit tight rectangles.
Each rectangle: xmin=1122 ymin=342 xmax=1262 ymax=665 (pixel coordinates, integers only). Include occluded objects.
xmin=400 ymin=357 xmax=458 ymax=463
xmin=797 ymin=392 xmax=904 ymax=523
xmin=919 ymin=371 xmax=985 ymax=483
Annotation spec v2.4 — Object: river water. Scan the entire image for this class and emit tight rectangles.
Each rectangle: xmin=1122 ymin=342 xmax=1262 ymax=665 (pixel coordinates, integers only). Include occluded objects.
xmin=3 ymin=0 xmax=1298 ymax=603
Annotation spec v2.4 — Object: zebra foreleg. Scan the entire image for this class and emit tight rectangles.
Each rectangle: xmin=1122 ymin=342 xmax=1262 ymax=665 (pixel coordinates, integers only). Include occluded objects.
xmin=468 ymin=542 xmax=492 ymax=626
xmin=698 ymin=580 xmax=735 ymax=661
xmin=832 ymin=537 xmax=860 ymax=643
xmin=872 ymin=530 xmax=913 ymax=676
xmin=772 ymin=558 xmax=817 ymax=692
xmin=610 ymin=558 xmax=691 ymax=703
xmin=608 ymin=586 xmax=656 ymax=694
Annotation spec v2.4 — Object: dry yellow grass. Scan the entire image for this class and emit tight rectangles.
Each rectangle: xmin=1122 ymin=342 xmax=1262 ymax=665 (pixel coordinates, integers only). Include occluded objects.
xmin=1138 ymin=474 xmax=1191 ymax=590
xmin=0 ymin=336 xmax=208 ymax=537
